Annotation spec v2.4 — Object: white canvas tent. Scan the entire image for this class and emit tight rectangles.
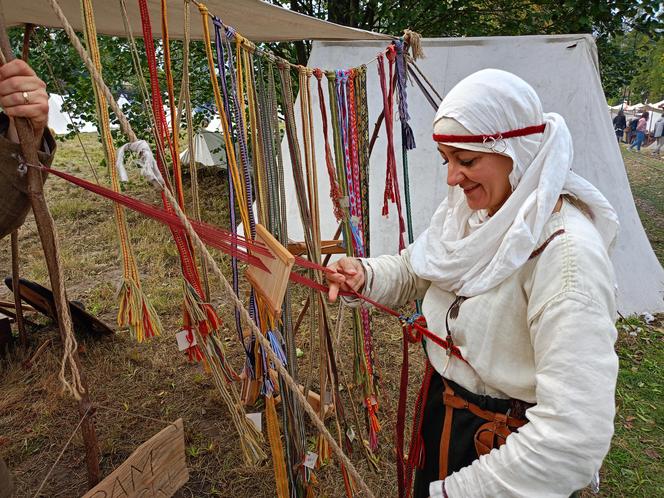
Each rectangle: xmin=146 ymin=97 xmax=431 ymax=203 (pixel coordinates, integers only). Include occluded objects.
xmin=5 ymin=0 xmax=391 ymax=42
xmin=179 ymin=130 xmax=227 ymax=169
xmin=282 ymin=34 xmax=664 ymax=314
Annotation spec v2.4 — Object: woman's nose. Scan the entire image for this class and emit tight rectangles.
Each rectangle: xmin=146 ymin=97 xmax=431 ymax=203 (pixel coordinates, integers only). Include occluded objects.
xmin=447 ymin=163 xmax=465 ymax=186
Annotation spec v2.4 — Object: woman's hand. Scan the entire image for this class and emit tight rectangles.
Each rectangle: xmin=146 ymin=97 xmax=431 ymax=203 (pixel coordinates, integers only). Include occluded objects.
xmin=326 ymin=257 xmax=365 ymax=302
xmin=0 ymin=59 xmax=49 ymax=142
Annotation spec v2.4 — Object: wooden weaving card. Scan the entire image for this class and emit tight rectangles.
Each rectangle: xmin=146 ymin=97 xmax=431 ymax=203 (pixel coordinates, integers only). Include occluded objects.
xmin=245 ymin=224 xmax=294 ymax=318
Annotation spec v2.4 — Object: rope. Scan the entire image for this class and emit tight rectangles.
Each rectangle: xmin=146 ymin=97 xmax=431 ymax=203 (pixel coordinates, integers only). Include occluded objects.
xmin=203 ymin=9 xmax=252 ymax=368
xmin=355 ymin=67 xmax=371 ymax=257
xmin=180 ymin=0 xmax=211 ymax=299
xmin=32 ymin=405 xmax=92 ymax=497
xmin=313 ymin=68 xmax=344 ymax=222
xmin=162 ymin=169 xmax=377 ymax=498
xmin=50 ymin=0 xmax=264 ymax=463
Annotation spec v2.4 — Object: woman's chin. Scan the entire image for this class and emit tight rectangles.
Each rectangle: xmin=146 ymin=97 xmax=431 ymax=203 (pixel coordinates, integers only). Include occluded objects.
xmin=464 ymin=194 xmax=487 ymax=211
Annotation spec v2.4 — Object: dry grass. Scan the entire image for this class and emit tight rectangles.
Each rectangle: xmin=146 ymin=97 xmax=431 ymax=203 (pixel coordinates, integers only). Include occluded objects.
xmin=0 ymin=133 xmax=415 ymax=497
xmin=0 ymin=135 xmax=661 ymax=497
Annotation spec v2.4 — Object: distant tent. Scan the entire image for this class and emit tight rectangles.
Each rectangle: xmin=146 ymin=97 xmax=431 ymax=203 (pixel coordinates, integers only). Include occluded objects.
xmin=179 ymin=130 xmax=227 ymax=169
xmin=48 ymin=94 xmax=97 ymax=134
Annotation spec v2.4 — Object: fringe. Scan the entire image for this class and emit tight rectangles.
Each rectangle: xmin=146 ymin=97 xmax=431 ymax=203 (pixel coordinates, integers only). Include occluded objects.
xmin=403 ymin=29 xmax=425 ymax=60
xmin=117 ymin=278 xmax=163 ymax=342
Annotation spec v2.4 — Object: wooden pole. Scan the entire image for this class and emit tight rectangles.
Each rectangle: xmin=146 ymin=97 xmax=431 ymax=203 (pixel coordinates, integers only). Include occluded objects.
xmin=10 ymin=231 xmax=27 ymax=346
xmin=10 ymin=24 xmax=36 ymax=349
xmin=0 ymin=9 xmax=101 ymax=488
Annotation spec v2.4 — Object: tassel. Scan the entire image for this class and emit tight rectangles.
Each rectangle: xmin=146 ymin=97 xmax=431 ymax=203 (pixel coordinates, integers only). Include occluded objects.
xmin=340 ymin=463 xmax=356 ymax=498
xmin=402 ymin=122 xmax=416 ymax=151
xmin=266 ymin=395 xmax=290 ymax=498
xmin=365 ymin=397 xmax=381 ymax=451
xmin=316 ymin=434 xmax=331 ymax=467
xmin=403 ymin=29 xmax=425 ymax=60
xmin=117 ymin=278 xmax=163 ymax=342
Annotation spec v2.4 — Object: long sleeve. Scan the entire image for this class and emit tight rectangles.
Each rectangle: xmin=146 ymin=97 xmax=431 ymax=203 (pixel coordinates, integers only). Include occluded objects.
xmin=349 ymin=248 xmax=430 ymax=308
xmin=0 ymin=114 xmax=57 ymax=239
xmin=433 ymin=205 xmax=619 ymax=497
xmin=441 ymin=292 xmax=618 ymax=497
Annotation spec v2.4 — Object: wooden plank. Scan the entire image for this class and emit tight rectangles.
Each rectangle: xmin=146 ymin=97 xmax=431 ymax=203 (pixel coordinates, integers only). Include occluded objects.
xmin=0 ymin=300 xmax=36 ymax=312
xmin=245 ymin=224 xmax=294 ymax=318
xmin=82 ymin=419 xmax=188 ymax=498
xmin=287 ymin=240 xmax=345 ymax=256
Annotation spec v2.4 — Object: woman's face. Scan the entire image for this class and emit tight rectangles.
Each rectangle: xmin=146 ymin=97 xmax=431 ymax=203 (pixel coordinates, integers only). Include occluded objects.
xmin=438 ymin=144 xmax=514 ymax=216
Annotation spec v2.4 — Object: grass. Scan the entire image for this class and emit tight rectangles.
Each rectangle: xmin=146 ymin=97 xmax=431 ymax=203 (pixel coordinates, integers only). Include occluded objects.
xmin=621 ymin=147 xmax=664 ymax=264
xmin=0 ymin=135 xmax=662 ymax=497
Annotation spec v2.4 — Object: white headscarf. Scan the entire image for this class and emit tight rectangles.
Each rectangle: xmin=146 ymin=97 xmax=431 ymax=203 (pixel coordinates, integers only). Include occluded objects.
xmin=409 ymin=69 xmax=619 ymax=296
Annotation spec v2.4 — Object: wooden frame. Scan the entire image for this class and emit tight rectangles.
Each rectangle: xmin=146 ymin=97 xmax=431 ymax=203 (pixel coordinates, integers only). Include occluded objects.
xmin=245 ymin=224 xmax=294 ymax=318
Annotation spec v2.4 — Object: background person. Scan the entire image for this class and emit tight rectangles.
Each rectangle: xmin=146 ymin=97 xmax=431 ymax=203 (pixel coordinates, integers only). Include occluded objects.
xmin=628 ymin=111 xmax=649 ymax=152
xmin=612 ymin=109 xmax=626 ymax=142
xmin=652 ymin=113 xmax=664 ymax=156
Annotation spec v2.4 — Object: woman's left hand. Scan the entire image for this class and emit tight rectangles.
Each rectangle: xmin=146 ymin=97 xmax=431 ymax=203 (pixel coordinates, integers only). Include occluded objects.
xmin=0 ymin=59 xmax=49 ymax=142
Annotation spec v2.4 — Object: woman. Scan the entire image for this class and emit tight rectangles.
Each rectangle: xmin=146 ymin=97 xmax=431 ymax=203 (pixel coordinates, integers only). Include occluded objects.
xmin=0 ymin=58 xmax=54 ymax=241
xmin=612 ymin=109 xmax=626 ymax=142
xmin=628 ymin=111 xmax=649 ymax=152
xmin=327 ymin=69 xmax=619 ymax=497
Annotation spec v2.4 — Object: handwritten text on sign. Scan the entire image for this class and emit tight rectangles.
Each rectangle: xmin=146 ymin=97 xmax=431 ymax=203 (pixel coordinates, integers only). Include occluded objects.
xmin=82 ymin=418 xmax=188 ymax=498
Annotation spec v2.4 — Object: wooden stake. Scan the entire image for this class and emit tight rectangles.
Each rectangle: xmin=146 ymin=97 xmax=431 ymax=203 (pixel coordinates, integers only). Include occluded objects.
xmin=0 ymin=11 xmax=101 ymax=488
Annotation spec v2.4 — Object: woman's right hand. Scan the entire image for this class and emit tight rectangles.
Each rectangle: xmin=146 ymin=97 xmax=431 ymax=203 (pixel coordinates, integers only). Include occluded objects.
xmin=326 ymin=257 xmax=365 ymax=303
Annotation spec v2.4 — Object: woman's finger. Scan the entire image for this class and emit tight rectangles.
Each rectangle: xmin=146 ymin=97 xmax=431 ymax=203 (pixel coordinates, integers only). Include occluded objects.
xmin=3 ymin=103 xmax=49 ymax=122
xmin=0 ymin=60 xmax=37 ymax=81
xmin=0 ymin=76 xmax=44 ymax=97
xmin=0 ymin=89 xmax=48 ymax=109
xmin=328 ymin=282 xmax=341 ymax=303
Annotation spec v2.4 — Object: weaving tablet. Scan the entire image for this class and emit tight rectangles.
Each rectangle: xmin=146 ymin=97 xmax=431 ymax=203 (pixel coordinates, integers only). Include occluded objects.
xmin=245 ymin=224 xmax=294 ymax=318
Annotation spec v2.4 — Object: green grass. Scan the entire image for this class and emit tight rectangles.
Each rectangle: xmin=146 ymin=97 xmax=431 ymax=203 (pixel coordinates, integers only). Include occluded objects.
xmin=622 ymin=148 xmax=664 ymax=265
xmin=602 ymin=316 xmax=664 ymax=497
xmin=596 ymin=148 xmax=664 ymax=497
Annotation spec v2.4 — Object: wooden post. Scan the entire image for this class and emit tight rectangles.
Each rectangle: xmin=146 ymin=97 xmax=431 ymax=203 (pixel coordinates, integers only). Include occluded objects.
xmin=0 ymin=11 xmax=101 ymax=488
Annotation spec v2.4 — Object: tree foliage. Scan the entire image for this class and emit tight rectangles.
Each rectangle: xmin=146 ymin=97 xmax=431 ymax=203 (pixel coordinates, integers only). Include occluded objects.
xmin=8 ymin=1 xmax=661 ymax=148
xmin=280 ymin=0 xmax=662 ymax=100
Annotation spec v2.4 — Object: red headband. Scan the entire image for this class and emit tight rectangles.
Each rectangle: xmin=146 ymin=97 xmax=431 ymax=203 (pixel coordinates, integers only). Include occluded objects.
xmin=432 ymin=124 xmax=546 ymax=143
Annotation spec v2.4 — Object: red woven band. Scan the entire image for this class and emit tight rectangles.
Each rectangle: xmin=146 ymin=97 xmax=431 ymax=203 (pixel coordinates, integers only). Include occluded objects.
xmin=432 ymin=123 xmax=546 ymax=143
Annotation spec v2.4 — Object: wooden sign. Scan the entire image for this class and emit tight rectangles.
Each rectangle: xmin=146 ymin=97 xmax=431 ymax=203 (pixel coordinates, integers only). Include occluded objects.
xmin=82 ymin=419 xmax=188 ymax=498
xmin=246 ymin=224 xmax=295 ymax=318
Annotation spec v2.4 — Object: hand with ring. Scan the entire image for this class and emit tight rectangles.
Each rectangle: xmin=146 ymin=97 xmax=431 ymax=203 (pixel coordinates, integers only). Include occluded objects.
xmin=0 ymin=59 xmax=49 ymax=142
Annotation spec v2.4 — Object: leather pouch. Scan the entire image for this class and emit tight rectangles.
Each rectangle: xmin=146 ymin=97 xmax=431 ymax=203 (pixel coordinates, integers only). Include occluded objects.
xmin=474 ymin=413 xmax=514 ymax=456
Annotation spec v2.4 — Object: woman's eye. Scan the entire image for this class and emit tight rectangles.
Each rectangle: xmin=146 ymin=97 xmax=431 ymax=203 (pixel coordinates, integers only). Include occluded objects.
xmin=460 ymin=159 xmax=475 ymax=167
xmin=442 ymin=158 xmax=449 ymax=166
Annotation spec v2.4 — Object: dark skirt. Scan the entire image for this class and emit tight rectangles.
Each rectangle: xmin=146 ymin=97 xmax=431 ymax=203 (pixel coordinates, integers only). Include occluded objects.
xmin=413 ymin=372 xmax=513 ymax=497
xmin=412 ymin=372 xmax=582 ymax=498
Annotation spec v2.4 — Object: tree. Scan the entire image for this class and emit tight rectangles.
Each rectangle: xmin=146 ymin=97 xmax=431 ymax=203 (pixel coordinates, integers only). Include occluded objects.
xmin=12 ymin=0 xmax=662 ymax=149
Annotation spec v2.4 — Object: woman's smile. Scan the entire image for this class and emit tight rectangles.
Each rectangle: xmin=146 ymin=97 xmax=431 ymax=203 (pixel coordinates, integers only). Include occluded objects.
xmin=438 ymin=144 xmax=514 ymax=215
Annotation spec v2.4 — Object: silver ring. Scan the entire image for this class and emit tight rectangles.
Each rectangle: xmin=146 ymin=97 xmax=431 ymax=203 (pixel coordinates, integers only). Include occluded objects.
xmin=482 ymin=135 xmax=507 ymax=154
xmin=22 ymin=91 xmax=29 ymax=105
